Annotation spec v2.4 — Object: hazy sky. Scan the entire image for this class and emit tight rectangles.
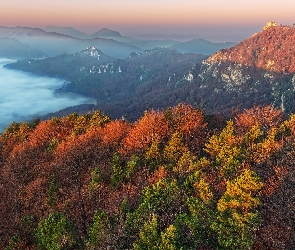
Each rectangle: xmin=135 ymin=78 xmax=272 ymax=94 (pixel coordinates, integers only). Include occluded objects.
xmin=0 ymin=0 xmax=294 ymax=41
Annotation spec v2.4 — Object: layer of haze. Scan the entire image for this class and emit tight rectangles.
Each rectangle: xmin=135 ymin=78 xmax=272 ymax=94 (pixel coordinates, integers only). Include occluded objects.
xmin=0 ymin=59 xmax=92 ymax=132
xmin=1 ymin=0 xmax=294 ymax=41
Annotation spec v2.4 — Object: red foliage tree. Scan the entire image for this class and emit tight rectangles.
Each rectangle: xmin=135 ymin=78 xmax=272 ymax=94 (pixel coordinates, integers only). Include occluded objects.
xmin=235 ymin=105 xmax=282 ymax=135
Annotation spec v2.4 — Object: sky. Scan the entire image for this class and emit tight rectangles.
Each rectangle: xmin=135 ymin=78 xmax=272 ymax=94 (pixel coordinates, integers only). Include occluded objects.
xmin=0 ymin=0 xmax=294 ymax=42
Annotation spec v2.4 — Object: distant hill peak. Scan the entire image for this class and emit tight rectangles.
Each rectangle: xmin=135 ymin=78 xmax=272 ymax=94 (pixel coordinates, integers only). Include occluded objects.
xmin=206 ymin=22 xmax=295 ymax=73
xmin=170 ymin=38 xmax=236 ymax=55
xmin=43 ymin=26 xmax=88 ymax=39
xmin=91 ymin=28 xmax=121 ymax=38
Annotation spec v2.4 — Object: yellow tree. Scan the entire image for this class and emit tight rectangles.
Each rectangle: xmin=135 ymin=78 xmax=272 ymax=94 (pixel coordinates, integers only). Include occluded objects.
xmin=253 ymin=128 xmax=281 ymax=163
xmin=212 ymin=169 xmax=263 ymax=250
xmin=205 ymin=120 xmax=241 ymax=177
xmin=164 ymin=132 xmax=188 ymax=165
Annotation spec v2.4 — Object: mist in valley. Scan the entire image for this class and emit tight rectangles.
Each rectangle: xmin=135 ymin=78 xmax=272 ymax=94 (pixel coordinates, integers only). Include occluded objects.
xmin=0 ymin=58 xmax=92 ymax=132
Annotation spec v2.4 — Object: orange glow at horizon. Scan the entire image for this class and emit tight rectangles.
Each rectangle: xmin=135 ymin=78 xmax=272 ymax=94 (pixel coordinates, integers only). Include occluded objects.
xmin=0 ymin=0 xmax=294 ymax=35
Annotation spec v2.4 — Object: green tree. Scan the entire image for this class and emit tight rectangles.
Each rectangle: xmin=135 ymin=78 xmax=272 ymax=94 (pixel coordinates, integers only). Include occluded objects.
xmin=145 ymin=140 xmax=162 ymax=169
xmin=133 ymin=214 xmax=159 ymax=250
xmin=183 ymin=197 xmax=217 ymax=248
xmin=205 ymin=120 xmax=241 ymax=177
xmin=35 ymin=212 xmax=83 ymax=250
xmin=89 ymin=110 xmax=111 ymax=129
xmin=86 ymin=210 xmax=112 ymax=250
xmin=126 ymin=178 xmax=180 ymax=241
xmin=47 ymin=175 xmax=58 ymax=208
xmin=126 ymin=154 xmax=141 ymax=179
xmin=110 ymin=152 xmax=125 ymax=188
xmin=159 ymin=225 xmax=177 ymax=250
xmin=88 ymin=167 xmax=101 ymax=196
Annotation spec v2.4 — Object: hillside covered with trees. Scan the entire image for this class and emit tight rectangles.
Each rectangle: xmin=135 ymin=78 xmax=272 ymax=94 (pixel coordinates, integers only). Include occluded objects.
xmin=207 ymin=22 xmax=295 ymax=74
xmin=1 ymin=104 xmax=295 ymax=249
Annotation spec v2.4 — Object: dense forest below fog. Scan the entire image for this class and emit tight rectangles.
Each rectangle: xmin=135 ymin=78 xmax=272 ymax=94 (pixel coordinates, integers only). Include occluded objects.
xmin=1 ymin=103 xmax=295 ymax=249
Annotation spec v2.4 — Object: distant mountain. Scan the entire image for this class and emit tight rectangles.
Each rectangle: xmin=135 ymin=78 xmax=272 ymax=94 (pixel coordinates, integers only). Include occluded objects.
xmin=5 ymin=46 xmax=116 ymax=79
xmin=130 ymin=39 xmax=181 ymax=51
xmin=170 ymin=38 xmax=237 ymax=55
xmin=0 ymin=26 xmax=141 ymax=59
xmin=0 ymin=26 xmax=239 ymax=60
xmin=100 ymin=36 xmax=180 ymax=51
xmin=186 ymin=22 xmax=295 ymax=114
xmin=43 ymin=26 xmax=88 ymax=39
xmin=90 ymin=28 xmax=181 ymax=50
xmin=0 ymin=37 xmax=46 ymax=59
xmin=90 ymin=28 xmax=122 ymax=38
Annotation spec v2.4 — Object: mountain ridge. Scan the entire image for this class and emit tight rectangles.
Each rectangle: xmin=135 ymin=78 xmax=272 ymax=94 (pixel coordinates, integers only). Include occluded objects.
xmin=3 ymin=22 xmax=295 ymax=121
xmin=6 ymin=47 xmax=207 ymax=120
xmin=207 ymin=22 xmax=295 ymax=73
xmin=43 ymin=26 xmax=89 ymax=39
xmin=0 ymin=37 xmax=46 ymax=59
xmin=170 ymin=38 xmax=237 ymax=55
xmin=90 ymin=27 xmax=122 ymax=38
xmin=36 ymin=26 xmax=238 ymax=54
xmin=0 ymin=26 xmax=142 ymax=59
xmin=187 ymin=22 xmax=295 ymax=114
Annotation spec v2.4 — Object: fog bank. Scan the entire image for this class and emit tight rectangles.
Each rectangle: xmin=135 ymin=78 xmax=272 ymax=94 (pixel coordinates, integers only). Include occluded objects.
xmin=0 ymin=58 xmax=92 ymax=132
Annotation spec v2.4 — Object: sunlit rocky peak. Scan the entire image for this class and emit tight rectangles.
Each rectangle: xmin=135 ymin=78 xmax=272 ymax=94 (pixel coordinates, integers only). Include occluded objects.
xmin=263 ymin=21 xmax=279 ymax=30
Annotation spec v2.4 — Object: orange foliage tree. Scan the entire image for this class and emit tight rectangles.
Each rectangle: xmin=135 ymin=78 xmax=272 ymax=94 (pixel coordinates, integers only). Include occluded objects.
xmin=166 ymin=103 xmax=207 ymax=153
xmin=121 ymin=110 xmax=169 ymax=155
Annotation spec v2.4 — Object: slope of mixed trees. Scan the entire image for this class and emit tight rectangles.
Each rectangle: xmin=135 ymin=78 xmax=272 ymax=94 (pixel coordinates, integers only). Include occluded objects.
xmin=1 ymin=103 xmax=295 ymax=249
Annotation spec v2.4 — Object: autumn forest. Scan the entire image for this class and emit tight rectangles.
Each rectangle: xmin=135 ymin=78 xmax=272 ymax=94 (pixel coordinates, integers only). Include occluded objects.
xmin=0 ymin=103 xmax=295 ymax=249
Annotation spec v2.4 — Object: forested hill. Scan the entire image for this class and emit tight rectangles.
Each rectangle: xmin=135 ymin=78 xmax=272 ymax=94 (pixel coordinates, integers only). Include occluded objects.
xmin=6 ymin=48 xmax=207 ymax=120
xmin=207 ymin=21 xmax=295 ymax=73
xmin=185 ymin=22 xmax=295 ymax=115
xmin=6 ymin=48 xmax=205 ymax=103
xmin=1 ymin=104 xmax=295 ymax=249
